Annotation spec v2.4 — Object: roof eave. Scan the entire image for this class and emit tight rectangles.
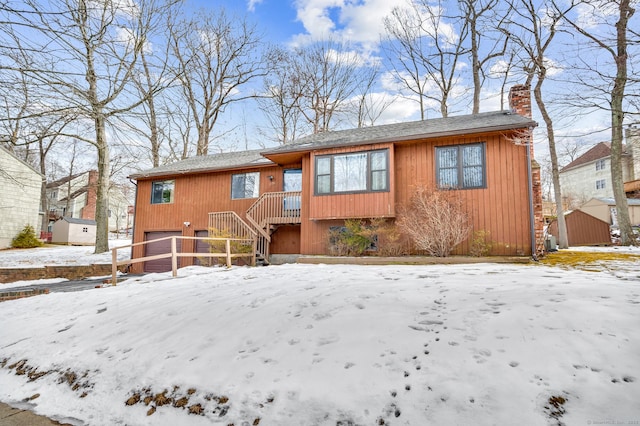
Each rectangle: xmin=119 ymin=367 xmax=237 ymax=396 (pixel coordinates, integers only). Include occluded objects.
xmin=261 ymin=121 xmax=537 ymax=157
xmin=129 ymin=161 xmax=275 ymax=180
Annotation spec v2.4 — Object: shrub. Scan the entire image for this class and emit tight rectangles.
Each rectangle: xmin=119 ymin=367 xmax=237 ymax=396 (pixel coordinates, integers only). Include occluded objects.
xmin=469 ymin=230 xmax=493 ymax=257
xmin=328 ymin=219 xmax=374 ymax=256
xmin=199 ymin=227 xmax=253 ymax=266
xmin=362 ymin=218 xmax=412 ymax=257
xmin=11 ymin=224 xmax=44 ymax=248
xmin=396 ymin=187 xmax=471 ymax=257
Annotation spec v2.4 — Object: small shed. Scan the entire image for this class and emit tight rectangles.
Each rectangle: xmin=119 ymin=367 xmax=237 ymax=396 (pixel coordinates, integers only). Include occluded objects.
xmin=548 ymin=210 xmax=611 ymax=246
xmin=51 ymin=217 xmax=96 ymax=245
xmin=579 ymin=197 xmax=640 ymax=225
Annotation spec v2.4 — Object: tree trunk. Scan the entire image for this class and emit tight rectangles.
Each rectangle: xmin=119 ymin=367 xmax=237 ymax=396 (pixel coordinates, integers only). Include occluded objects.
xmin=94 ymin=114 xmax=111 ymax=254
xmin=610 ymin=0 xmax=634 ymax=245
xmin=533 ymin=81 xmax=568 ymax=248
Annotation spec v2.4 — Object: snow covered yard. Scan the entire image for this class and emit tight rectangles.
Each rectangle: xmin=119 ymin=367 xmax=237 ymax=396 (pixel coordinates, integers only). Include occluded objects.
xmin=1 ymin=250 xmax=639 ymax=425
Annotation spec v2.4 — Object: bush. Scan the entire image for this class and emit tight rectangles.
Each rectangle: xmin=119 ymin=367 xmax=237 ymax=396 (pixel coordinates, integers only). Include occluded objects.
xmin=396 ymin=187 xmax=471 ymax=257
xmin=328 ymin=220 xmax=374 ymax=256
xmin=199 ymin=227 xmax=253 ymax=266
xmin=11 ymin=224 xmax=44 ymax=248
xmin=469 ymin=230 xmax=492 ymax=257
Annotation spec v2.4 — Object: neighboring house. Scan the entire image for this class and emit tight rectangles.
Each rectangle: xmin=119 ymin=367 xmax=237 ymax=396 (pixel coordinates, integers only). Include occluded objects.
xmin=128 ymin=86 xmax=544 ymax=273
xmin=560 ymin=126 xmax=640 ymax=208
xmin=46 ymin=170 xmax=98 ymax=225
xmin=51 ymin=217 xmax=97 ymax=245
xmin=0 ymin=146 xmax=43 ymax=248
xmin=46 ymin=170 xmax=133 ymax=232
xmin=579 ymin=197 xmax=640 ymax=227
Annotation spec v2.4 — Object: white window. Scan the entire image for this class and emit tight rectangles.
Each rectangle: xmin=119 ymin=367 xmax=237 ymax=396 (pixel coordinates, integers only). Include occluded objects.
xmin=595 ymin=159 xmax=606 ymax=170
xmin=231 ymin=172 xmax=260 ymax=199
xmin=596 ymin=179 xmax=606 ymax=189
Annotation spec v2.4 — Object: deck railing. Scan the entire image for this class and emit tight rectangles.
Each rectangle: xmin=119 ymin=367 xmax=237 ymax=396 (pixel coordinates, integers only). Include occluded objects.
xmin=110 ymin=235 xmax=254 ymax=285
xmin=246 ymin=191 xmax=302 ymax=229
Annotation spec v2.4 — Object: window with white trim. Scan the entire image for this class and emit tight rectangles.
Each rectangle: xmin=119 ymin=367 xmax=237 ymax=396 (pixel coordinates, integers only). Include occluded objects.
xmin=151 ymin=180 xmax=175 ymax=204
xmin=231 ymin=172 xmax=260 ymax=199
xmin=314 ymin=149 xmax=389 ymax=195
xmin=595 ymin=159 xmax=606 ymax=170
xmin=596 ymin=179 xmax=606 ymax=189
xmin=436 ymin=143 xmax=486 ymax=189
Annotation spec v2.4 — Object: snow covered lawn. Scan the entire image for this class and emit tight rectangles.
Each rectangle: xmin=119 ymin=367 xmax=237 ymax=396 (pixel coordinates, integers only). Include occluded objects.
xmin=1 ymin=257 xmax=639 ymax=425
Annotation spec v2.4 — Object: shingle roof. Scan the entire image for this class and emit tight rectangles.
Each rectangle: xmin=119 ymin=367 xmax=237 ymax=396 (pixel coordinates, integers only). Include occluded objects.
xmin=130 ymin=110 xmax=536 ymax=179
xmin=561 ymin=142 xmax=611 ymax=172
xmin=594 ymin=197 xmax=640 ymax=206
xmin=561 ymin=142 xmax=631 ymax=172
xmin=129 ymin=149 xmax=274 ymax=179
xmin=262 ymin=110 xmax=537 ymax=155
xmin=60 ymin=217 xmax=96 ymax=225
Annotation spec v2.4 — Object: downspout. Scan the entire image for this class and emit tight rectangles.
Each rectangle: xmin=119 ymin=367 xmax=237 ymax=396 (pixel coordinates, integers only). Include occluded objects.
xmin=128 ymin=178 xmax=138 ymax=265
xmin=526 ymin=136 xmax=538 ymax=261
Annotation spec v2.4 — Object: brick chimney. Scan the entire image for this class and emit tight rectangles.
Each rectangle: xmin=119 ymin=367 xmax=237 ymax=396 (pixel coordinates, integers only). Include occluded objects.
xmin=81 ymin=170 xmax=98 ymax=220
xmin=508 ymin=84 xmax=532 ymax=118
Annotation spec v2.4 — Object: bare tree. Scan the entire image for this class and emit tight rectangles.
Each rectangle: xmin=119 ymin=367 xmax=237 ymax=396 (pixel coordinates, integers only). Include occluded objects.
xmin=169 ymin=8 xmax=265 ymax=156
xmin=459 ymin=0 xmax=511 ymax=113
xmin=383 ymin=0 xmax=469 ymax=119
xmin=259 ymin=41 xmax=373 ymax=141
xmin=350 ymin=65 xmax=397 ymax=128
xmin=257 ymin=46 xmax=305 ymax=144
xmin=293 ymin=41 xmax=369 ymax=133
xmin=507 ymin=0 xmax=575 ymax=249
xmin=1 ymin=0 xmax=176 ymax=253
xmin=563 ymin=0 xmax=638 ymax=245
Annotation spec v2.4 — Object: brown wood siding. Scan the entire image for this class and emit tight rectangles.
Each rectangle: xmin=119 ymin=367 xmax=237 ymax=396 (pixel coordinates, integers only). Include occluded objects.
xmin=131 ymin=165 xmax=289 ymax=272
xmin=394 ymin=133 xmax=531 ymax=256
xmin=270 ymin=225 xmax=301 ymax=254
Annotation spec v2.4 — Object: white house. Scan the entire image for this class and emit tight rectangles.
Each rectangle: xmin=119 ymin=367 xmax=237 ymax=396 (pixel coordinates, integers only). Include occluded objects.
xmin=559 ymin=142 xmax=635 ymax=209
xmin=560 ymin=127 xmax=640 ymax=208
xmin=51 ymin=217 xmax=97 ymax=245
xmin=0 ymin=146 xmax=42 ymax=248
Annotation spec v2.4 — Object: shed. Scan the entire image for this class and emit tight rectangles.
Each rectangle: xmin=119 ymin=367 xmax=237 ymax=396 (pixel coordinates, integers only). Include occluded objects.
xmin=51 ymin=217 xmax=96 ymax=245
xmin=579 ymin=197 xmax=640 ymax=225
xmin=548 ymin=210 xmax=611 ymax=246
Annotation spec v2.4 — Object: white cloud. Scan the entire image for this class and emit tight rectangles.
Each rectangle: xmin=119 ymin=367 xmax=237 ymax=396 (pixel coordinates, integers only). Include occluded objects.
xmin=247 ymin=0 xmax=264 ymax=12
xmin=291 ymin=0 xmax=405 ymax=51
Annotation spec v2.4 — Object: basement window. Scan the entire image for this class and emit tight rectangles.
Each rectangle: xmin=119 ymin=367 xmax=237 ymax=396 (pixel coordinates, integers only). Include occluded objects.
xmin=151 ymin=180 xmax=175 ymax=204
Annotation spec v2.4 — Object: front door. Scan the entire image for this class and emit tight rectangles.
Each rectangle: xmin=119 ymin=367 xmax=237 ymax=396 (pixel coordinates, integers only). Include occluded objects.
xmin=283 ymin=169 xmax=302 ymax=212
xmin=283 ymin=168 xmax=302 ymax=192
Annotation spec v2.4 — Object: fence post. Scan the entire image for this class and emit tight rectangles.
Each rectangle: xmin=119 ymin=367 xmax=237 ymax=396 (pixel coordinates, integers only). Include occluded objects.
xmin=225 ymin=238 xmax=232 ymax=268
xmin=111 ymin=248 xmax=118 ymax=285
xmin=171 ymin=237 xmax=178 ymax=277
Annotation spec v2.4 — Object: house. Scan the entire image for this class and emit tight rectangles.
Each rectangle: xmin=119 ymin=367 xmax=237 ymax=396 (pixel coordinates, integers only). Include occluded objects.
xmin=579 ymin=197 xmax=640 ymax=227
xmin=560 ymin=126 xmax=640 ymax=208
xmin=0 ymin=146 xmax=43 ymax=248
xmin=128 ymin=85 xmax=544 ymax=273
xmin=51 ymin=217 xmax=97 ymax=245
xmin=547 ymin=210 xmax=611 ymax=246
xmin=46 ymin=170 xmax=133 ymax=233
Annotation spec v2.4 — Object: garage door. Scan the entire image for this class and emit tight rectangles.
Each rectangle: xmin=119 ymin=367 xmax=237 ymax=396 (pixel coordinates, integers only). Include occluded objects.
xmin=194 ymin=230 xmax=211 ymax=266
xmin=144 ymin=231 xmax=182 ymax=273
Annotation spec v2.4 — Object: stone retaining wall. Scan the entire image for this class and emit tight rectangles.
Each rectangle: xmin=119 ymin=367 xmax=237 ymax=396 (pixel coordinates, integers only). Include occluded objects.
xmin=0 ymin=288 xmax=50 ymax=302
xmin=0 ymin=264 xmax=120 ymax=284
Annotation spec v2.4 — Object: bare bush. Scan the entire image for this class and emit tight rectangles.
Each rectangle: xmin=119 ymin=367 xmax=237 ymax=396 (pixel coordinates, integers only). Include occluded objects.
xmin=397 ymin=187 xmax=471 ymax=257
